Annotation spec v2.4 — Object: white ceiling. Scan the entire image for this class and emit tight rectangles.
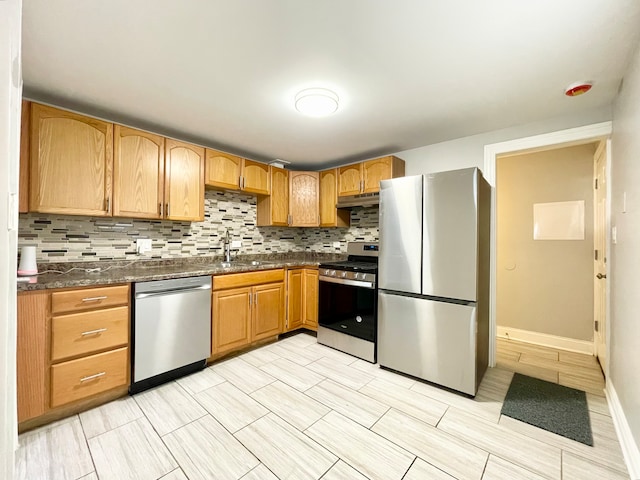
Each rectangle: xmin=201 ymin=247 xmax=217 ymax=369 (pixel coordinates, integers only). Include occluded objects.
xmin=21 ymin=1 xmax=640 ymax=169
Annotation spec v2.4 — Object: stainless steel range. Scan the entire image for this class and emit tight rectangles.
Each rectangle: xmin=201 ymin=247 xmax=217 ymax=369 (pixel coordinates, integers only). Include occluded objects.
xmin=317 ymin=242 xmax=378 ymax=362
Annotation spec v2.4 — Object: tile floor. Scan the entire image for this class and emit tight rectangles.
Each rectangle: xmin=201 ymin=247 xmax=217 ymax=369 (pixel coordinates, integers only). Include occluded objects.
xmin=15 ymin=333 xmax=629 ymax=480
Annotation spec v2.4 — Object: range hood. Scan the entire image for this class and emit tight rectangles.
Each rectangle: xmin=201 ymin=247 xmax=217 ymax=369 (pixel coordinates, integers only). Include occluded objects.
xmin=336 ymin=192 xmax=380 ymax=209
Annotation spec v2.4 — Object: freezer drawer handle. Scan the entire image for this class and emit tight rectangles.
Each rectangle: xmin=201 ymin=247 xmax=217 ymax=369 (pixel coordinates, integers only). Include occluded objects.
xmin=80 ymin=372 xmax=106 ymax=383
xmin=81 ymin=328 xmax=107 ymax=336
xmin=81 ymin=296 xmax=108 ymax=303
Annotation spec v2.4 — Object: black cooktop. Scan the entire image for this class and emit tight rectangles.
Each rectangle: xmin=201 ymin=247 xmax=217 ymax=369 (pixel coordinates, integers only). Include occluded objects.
xmin=319 ymin=260 xmax=378 ymax=272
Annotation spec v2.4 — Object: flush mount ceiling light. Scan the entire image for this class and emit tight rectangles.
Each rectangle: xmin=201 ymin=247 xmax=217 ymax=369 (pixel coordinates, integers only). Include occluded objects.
xmin=565 ymin=81 xmax=593 ymax=97
xmin=295 ymin=88 xmax=339 ymax=117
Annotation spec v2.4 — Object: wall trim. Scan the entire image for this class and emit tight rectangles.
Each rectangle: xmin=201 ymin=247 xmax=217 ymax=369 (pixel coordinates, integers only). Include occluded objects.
xmin=484 ymin=121 xmax=613 ymax=366
xmin=607 ymin=381 xmax=640 ymax=479
xmin=496 ymin=326 xmax=593 ymax=354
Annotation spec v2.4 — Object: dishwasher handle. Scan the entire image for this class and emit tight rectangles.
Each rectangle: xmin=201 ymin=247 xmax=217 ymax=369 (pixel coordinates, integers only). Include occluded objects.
xmin=135 ymin=284 xmax=211 ymax=299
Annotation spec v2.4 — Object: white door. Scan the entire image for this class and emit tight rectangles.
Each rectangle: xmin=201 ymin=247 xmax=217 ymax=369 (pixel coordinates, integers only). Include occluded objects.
xmin=593 ymin=141 xmax=608 ymax=373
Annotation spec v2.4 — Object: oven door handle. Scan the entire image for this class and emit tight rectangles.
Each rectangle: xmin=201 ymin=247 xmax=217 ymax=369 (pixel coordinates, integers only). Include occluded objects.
xmin=319 ymin=276 xmax=375 ymax=289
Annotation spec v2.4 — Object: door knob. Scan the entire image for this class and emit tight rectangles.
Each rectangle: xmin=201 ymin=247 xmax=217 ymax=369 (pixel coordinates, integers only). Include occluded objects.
xmin=596 ymin=273 xmax=607 ymax=279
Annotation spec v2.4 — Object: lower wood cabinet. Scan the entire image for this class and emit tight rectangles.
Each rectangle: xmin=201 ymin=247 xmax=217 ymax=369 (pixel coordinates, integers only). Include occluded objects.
xmin=211 ymin=269 xmax=285 ymax=356
xmin=286 ymin=268 xmax=319 ymax=331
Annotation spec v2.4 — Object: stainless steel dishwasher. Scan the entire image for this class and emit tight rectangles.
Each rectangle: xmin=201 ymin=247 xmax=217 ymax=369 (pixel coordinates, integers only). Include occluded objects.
xmin=130 ymin=276 xmax=212 ymax=394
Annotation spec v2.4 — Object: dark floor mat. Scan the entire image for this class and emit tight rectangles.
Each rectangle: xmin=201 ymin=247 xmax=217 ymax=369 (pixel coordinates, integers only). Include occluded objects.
xmin=501 ymin=373 xmax=593 ymax=446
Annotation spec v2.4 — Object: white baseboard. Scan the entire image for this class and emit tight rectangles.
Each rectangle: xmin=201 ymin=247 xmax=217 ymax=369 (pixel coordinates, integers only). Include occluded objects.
xmin=607 ymin=381 xmax=640 ymax=479
xmin=496 ymin=326 xmax=593 ymax=355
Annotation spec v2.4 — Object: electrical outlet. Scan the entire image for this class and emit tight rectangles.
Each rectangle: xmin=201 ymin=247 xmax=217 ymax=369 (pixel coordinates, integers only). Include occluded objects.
xmin=333 ymin=242 xmax=341 ymax=248
xmin=136 ymin=238 xmax=152 ymax=254
xmin=231 ymin=240 xmax=242 ymax=249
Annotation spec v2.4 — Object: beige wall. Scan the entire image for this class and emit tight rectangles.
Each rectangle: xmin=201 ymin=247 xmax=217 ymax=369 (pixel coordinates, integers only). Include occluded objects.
xmin=496 ymin=144 xmax=596 ymax=341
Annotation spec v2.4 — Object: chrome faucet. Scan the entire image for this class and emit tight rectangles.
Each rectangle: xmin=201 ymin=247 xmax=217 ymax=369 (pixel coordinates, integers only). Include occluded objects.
xmin=224 ymin=229 xmax=232 ymax=262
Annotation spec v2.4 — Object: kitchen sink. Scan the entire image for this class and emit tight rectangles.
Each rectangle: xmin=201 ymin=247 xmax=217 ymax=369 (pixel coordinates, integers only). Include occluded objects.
xmin=236 ymin=260 xmax=278 ymax=267
xmin=211 ymin=260 xmax=277 ymax=268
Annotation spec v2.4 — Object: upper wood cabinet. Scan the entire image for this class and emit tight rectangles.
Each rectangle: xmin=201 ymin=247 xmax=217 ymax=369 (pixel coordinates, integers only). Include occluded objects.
xmin=205 ymin=149 xmax=270 ymax=195
xmin=257 ymin=166 xmax=289 ymax=226
xmin=113 ymin=126 xmax=165 ymax=219
xmin=338 ymin=156 xmax=405 ymax=196
xmin=30 ymin=104 xmax=113 ymax=216
xmin=19 ymin=100 xmax=30 ymax=213
xmin=289 ymin=171 xmax=319 ymax=227
xmin=165 ymin=139 xmax=205 ymax=221
xmin=319 ymin=169 xmax=350 ymax=228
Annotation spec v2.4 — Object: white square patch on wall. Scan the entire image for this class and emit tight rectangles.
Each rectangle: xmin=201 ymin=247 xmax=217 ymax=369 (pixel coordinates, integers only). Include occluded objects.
xmin=533 ymin=200 xmax=585 ymax=240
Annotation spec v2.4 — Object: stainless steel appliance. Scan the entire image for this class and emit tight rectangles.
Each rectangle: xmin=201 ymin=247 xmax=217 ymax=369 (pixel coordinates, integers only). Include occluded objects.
xmin=131 ymin=276 xmax=212 ymax=394
xmin=378 ymin=168 xmax=490 ymax=395
xmin=318 ymin=242 xmax=379 ymax=362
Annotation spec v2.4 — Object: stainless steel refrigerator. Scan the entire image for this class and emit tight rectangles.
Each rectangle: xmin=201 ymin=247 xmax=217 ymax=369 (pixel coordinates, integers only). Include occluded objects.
xmin=377 ymin=167 xmax=490 ymax=395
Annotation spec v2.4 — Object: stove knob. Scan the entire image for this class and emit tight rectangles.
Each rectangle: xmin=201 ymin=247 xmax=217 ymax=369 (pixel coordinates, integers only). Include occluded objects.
xmin=323 ymin=269 xmax=331 ymax=276
xmin=356 ymin=273 xmax=364 ymax=280
xmin=341 ymin=271 xmax=347 ymax=278
xmin=330 ymin=270 xmax=336 ymax=277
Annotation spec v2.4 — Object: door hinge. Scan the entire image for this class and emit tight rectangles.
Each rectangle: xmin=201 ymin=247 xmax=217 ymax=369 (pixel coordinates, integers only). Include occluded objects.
xmin=594 ymin=249 xmax=598 ymax=261
xmin=595 ymin=320 xmax=599 ymax=332
xmin=595 ymin=178 xmax=598 ymax=189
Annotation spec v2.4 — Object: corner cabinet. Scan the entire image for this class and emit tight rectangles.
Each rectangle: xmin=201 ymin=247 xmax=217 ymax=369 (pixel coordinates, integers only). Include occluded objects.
xmin=320 ymin=169 xmax=350 ymax=227
xmin=165 ymin=139 xmax=205 ymax=221
xmin=113 ymin=126 xmax=165 ymax=219
xmin=286 ymin=267 xmax=319 ymax=331
xmin=205 ymin=149 xmax=270 ymax=195
xmin=257 ymin=166 xmax=289 ymax=226
xmin=338 ymin=156 xmax=405 ymax=196
xmin=289 ymin=171 xmax=319 ymax=227
xmin=211 ymin=269 xmax=284 ymax=357
xmin=29 ymin=104 xmax=113 ymax=216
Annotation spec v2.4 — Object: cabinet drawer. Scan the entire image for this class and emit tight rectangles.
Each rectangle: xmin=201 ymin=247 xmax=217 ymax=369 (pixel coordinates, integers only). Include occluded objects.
xmin=52 ymin=285 xmax=129 ymax=314
xmin=213 ymin=269 xmax=284 ymax=290
xmin=51 ymin=306 xmax=129 ymax=361
xmin=51 ymin=347 xmax=128 ymax=407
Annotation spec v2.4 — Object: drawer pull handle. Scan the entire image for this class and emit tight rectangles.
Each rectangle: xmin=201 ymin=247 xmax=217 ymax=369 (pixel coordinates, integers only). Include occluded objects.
xmin=81 ymin=296 xmax=108 ymax=302
xmin=80 ymin=372 xmax=106 ymax=382
xmin=81 ymin=328 xmax=107 ymax=336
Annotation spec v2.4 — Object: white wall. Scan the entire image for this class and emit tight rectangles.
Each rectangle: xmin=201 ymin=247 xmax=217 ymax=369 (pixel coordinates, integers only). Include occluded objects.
xmin=395 ymin=106 xmax=611 ymax=175
xmin=0 ymin=0 xmax=22 ymax=478
xmin=611 ymin=40 xmax=640 ymax=457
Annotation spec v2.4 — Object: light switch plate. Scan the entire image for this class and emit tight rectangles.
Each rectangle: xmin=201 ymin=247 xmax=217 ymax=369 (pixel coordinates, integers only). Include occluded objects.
xmin=136 ymin=238 xmax=152 ymax=254
xmin=231 ymin=240 xmax=242 ymax=248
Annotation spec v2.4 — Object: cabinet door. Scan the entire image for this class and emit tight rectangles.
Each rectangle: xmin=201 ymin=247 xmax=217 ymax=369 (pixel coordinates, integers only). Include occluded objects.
xmin=205 ymin=149 xmax=242 ymax=190
xmin=286 ymin=269 xmax=303 ymax=331
xmin=165 ymin=139 xmax=205 ymax=221
xmin=242 ymin=159 xmax=270 ymax=195
xmin=362 ymin=156 xmax=392 ymax=193
xmin=19 ymin=100 xmax=30 ymax=213
xmin=256 ymin=166 xmax=288 ymax=226
xmin=17 ymin=291 xmax=49 ymax=423
xmin=30 ymin=104 xmax=113 ymax=216
xmin=212 ymin=287 xmax=251 ymax=355
xmin=319 ymin=169 xmax=350 ymax=227
xmin=252 ymin=283 xmax=284 ymax=341
xmin=113 ymin=126 xmax=165 ymax=219
xmin=338 ymin=163 xmax=362 ymax=196
xmin=289 ymin=171 xmax=319 ymax=227
xmin=302 ymin=269 xmax=319 ymax=330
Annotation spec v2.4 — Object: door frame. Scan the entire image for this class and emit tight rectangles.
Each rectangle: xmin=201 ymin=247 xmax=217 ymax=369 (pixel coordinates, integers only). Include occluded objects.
xmin=483 ymin=121 xmax=612 ymax=374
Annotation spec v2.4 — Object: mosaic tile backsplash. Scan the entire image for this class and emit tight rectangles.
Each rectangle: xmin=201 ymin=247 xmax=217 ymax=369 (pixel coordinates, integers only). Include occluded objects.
xmin=19 ymin=190 xmax=379 ymax=262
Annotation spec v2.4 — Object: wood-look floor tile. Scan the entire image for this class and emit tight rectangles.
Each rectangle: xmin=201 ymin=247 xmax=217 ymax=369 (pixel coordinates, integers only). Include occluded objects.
xmin=410 ymin=375 xmax=503 ymax=424
xmin=475 ymin=367 xmax=514 ymax=402
xmin=438 ymin=408 xmax=561 ymax=479
xmin=403 ymin=458 xmax=455 ymax=480
xmin=79 ymin=396 xmax=143 ymax=439
xmin=134 ymin=381 xmax=207 ymax=436
xmin=259 ymin=357 xmax=326 ymax=391
xmin=359 ymin=378 xmax=448 ymax=426
xmin=250 ymin=380 xmax=329 ymax=431
xmin=175 ymin=367 xmax=225 ymax=395
xmin=562 ymin=451 xmax=629 ymax=480
xmin=306 ymin=379 xmax=389 ymax=428
xmin=495 ymin=357 xmax=559 ymax=383
xmin=558 ymin=350 xmax=600 ymax=368
xmin=305 ymin=411 xmax=414 ymax=480
xmin=320 ymin=460 xmax=369 ymax=480
xmin=88 ymin=417 xmax=177 ymax=480
xmin=240 ymin=347 xmax=282 ymax=367
xmin=159 ymin=468 xmax=188 ymax=480
xmin=304 ymin=343 xmax=361 ymax=365
xmin=496 ymin=339 xmax=559 ymax=360
xmin=307 ymin=357 xmax=375 ymax=390
xmin=15 ymin=416 xmax=94 ymax=480
xmin=212 ymin=357 xmax=276 ymax=393
xmin=371 ymin=409 xmax=488 ymax=480
xmin=482 ymin=455 xmax=547 ymax=480
xmin=519 ymin=353 xmax=604 ymax=381
xmin=240 ymin=464 xmax=279 ymax=480
xmin=78 ymin=473 xmax=98 ymax=480
xmin=350 ymin=359 xmax=417 ymax=389
xmin=281 ymin=332 xmax=317 ymax=347
xmin=558 ymin=371 xmax=605 ymax=396
xmin=163 ymin=415 xmax=259 ymax=480
xmin=235 ymin=413 xmax=337 ymax=480
xmin=586 ymin=392 xmax=611 ymax=416
xmin=498 ymin=414 xmax=628 ymax=475
xmin=195 ymin=381 xmax=268 ymax=433
xmin=267 ymin=343 xmax=318 ymax=365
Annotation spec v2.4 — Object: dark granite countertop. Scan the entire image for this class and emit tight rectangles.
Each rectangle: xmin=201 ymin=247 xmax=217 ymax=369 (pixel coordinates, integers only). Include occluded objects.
xmin=16 ymin=252 xmax=346 ymax=292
